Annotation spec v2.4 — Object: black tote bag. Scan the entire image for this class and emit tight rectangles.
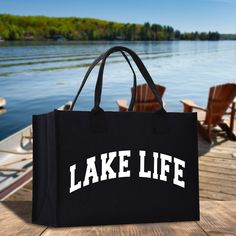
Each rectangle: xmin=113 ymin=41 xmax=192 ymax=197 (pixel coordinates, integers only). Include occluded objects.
xmin=32 ymin=46 xmax=199 ymax=227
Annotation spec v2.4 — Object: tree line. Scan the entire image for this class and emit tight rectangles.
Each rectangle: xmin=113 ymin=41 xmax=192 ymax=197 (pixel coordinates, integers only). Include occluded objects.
xmin=0 ymin=14 xmax=220 ymax=41
xmin=220 ymin=34 xmax=236 ymax=40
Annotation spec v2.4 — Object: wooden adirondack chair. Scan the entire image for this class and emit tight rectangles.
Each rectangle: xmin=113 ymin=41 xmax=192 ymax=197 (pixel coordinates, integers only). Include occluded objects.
xmin=180 ymin=83 xmax=236 ymax=143
xmin=117 ymin=83 xmax=166 ymax=112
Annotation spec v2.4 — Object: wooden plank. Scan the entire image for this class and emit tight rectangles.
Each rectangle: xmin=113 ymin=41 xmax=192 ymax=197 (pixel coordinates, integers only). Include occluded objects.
xmin=199 ymin=162 xmax=236 ymax=171
xmin=198 ymin=148 xmax=235 ymax=157
xmin=211 ymin=146 xmax=236 ymax=153
xmin=199 ymin=175 xmax=236 ymax=188
xmin=199 ymin=152 xmax=232 ymax=161
xmin=24 ymin=181 xmax=33 ymax=190
xmin=199 ymin=156 xmax=236 ymax=166
xmin=41 ymin=221 xmax=206 ymax=236
xmin=199 ymin=163 xmax=236 ymax=175
xmin=6 ymin=187 xmax=32 ymax=201
xmin=211 ymin=141 xmax=236 ymax=147
xmin=0 ymin=202 xmax=46 ymax=236
xmin=198 ymin=201 xmax=236 ymax=235
xmin=200 ymin=152 xmax=234 ymax=160
xmin=199 ymin=170 xmax=236 ymax=181
xmin=200 ymin=190 xmax=236 ymax=201
xmin=200 ymin=182 xmax=236 ymax=196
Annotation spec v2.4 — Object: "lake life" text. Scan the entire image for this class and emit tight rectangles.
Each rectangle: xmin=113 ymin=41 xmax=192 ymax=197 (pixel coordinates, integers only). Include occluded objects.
xmin=69 ymin=150 xmax=186 ymax=193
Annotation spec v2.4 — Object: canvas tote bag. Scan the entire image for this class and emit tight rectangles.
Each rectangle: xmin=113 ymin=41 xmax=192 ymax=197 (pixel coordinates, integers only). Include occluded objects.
xmin=32 ymin=46 xmax=199 ymax=227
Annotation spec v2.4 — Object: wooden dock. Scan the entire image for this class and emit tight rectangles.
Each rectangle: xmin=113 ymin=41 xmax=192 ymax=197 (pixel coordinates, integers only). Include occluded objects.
xmin=198 ymin=129 xmax=236 ymax=201
xmin=0 ymin=201 xmax=236 ymax=235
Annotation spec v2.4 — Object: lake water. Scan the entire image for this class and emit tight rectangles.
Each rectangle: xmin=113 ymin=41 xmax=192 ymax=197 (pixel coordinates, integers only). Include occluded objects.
xmin=0 ymin=41 xmax=236 ymax=141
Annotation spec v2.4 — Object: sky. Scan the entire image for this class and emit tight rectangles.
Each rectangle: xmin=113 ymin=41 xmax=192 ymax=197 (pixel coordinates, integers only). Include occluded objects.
xmin=0 ymin=0 xmax=235 ymax=33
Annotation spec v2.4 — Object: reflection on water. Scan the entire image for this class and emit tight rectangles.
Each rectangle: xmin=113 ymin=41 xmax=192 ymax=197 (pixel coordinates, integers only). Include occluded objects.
xmin=0 ymin=41 xmax=236 ymax=140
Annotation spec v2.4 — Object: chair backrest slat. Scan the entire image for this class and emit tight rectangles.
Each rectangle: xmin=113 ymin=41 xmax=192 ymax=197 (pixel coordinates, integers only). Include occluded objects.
xmin=205 ymin=83 xmax=236 ymax=125
xmin=131 ymin=84 xmax=166 ymax=112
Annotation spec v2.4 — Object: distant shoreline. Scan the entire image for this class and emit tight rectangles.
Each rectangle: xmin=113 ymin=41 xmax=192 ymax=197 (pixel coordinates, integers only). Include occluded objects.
xmin=0 ymin=39 xmax=236 ymax=44
xmin=0 ymin=14 xmax=223 ymax=41
xmin=1 ymin=14 xmax=235 ymax=41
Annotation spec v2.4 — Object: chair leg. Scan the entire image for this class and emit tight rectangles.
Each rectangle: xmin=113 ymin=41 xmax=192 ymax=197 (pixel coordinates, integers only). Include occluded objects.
xmin=230 ymin=102 xmax=235 ymax=131
xmin=197 ymin=121 xmax=212 ymax=144
xmin=218 ymin=123 xmax=236 ymax=141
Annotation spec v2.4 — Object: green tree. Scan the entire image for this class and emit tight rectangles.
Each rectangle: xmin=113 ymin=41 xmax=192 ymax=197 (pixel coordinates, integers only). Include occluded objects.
xmin=151 ymin=24 xmax=162 ymax=40
xmin=8 ymin=24 xmax=22 ymax=40
xmin=174 ymin=30 xmax=181 ymax=40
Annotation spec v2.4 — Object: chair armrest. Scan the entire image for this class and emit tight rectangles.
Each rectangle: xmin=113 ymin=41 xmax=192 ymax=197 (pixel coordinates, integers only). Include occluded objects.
xmin=116 ymin=99 xmax=128 ymax=112
xmin=180 ymin=99 xmax=206 ymax=112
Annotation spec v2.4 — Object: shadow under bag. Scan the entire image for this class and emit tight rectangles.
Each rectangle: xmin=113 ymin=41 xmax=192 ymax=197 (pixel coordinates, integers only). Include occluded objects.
xmin=32 ymin=46 xmax=199 ymax=227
